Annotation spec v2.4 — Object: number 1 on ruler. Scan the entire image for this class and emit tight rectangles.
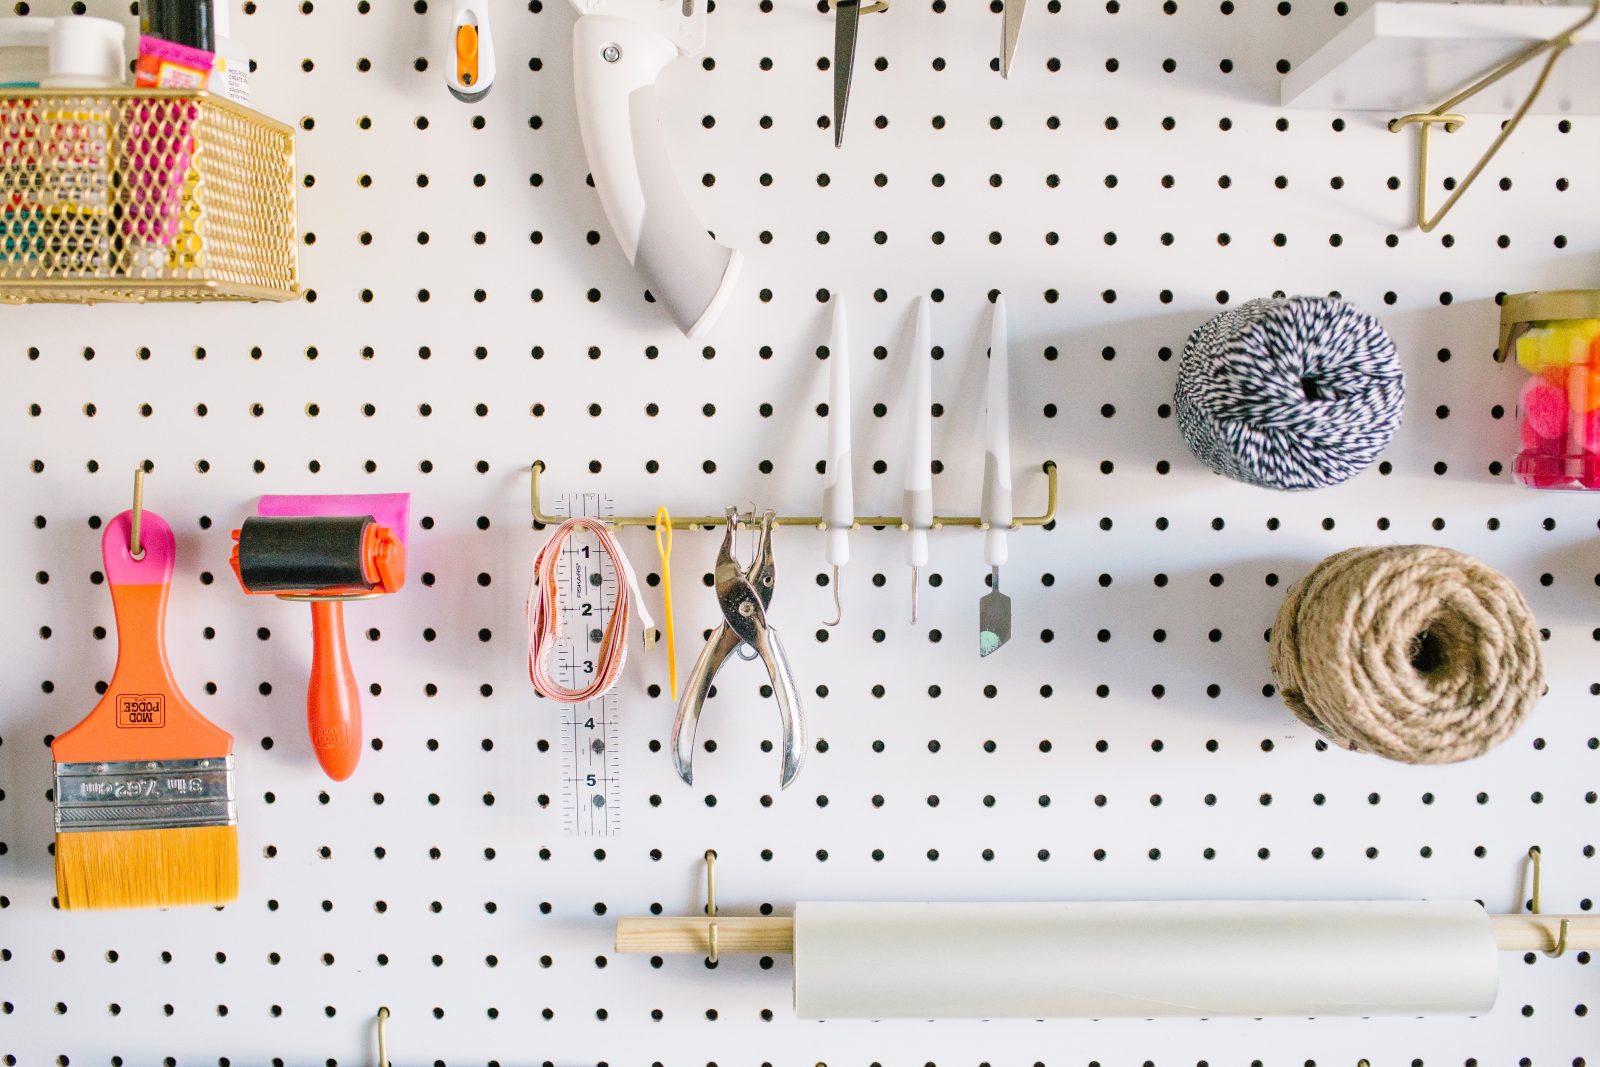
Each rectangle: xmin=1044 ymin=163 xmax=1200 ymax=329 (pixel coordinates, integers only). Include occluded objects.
xmin=554 ymin=492 xmax=623 ymax=837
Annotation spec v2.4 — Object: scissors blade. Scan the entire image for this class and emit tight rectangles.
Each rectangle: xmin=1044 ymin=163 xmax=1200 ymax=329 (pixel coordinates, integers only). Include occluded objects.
xmin=1002 ymin=0 xmax=1027 ymax=78
xmin=833 ymin=0 xmax=862 ymax=148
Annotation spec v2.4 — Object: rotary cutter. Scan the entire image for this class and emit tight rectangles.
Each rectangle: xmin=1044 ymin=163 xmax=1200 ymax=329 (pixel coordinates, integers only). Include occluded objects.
xmin=446 ymin=0 xmax=495 ymax=102
xmin=230 ymin=494 xmax=409 ymax=781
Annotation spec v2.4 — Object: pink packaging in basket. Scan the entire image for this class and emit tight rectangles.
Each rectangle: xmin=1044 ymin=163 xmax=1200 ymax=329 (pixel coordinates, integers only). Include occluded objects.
xmin=126 ymin=37 xmax=210 ymax=246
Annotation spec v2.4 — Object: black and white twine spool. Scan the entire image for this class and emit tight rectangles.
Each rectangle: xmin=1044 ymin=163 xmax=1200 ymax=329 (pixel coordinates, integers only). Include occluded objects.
xmin=1174 ymin=296 xmax=1405 ymax=491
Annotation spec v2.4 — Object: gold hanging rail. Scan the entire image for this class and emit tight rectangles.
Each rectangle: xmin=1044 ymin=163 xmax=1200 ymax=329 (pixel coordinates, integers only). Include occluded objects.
xmin=1388 ymin=0 xmax=1598 ymax=232
xmin=529 ymin=459 xmax=1059 ymax=532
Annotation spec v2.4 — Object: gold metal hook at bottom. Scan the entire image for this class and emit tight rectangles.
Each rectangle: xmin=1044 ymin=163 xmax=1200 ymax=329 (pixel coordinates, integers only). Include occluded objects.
xmin=704 ymin=849 xmax=720 ymax=964
xmin=376 ymin=1006 xmax=390 ymax=1067
xmin=1527 ymin=846 xmax=1570 ymax=958
xmin=1529 ymin=846 xmax=1546 ymax=913
xmin=129 ymin=467 xmax=146 ymax=559
xmin=1548 ymin=918 xmax=1571 ymax=959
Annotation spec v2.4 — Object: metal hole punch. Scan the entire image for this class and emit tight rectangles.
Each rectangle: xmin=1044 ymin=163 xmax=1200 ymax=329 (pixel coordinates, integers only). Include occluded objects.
xmin=672 ymin=508 xmax=806 ymax=789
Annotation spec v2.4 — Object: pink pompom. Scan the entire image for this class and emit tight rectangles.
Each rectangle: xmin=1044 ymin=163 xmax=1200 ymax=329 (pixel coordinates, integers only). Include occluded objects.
xmin=1521 ymin=378 xmax=1569 ymax=440
xmin=1581 ymin=456 xmax=1600 ymax=490
xmin=1521 ymin=418 xmax=1544 ymax=450
xmin=1583 ymin=409 xmax=1600 ymax=453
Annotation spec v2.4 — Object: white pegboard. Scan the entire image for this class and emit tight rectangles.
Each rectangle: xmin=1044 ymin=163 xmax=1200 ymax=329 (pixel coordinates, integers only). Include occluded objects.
xmin=2 ymin=0 xmax=1598 ymax=1064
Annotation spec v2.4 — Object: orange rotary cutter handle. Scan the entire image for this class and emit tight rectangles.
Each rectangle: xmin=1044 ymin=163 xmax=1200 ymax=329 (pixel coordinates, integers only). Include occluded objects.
xmin=445 ymin=0 xmax=495 ymax=102
xmin=53 ymin=510 xmax=234 ymax=765
xmin=229 ymin=517 xmax=407 ymax=782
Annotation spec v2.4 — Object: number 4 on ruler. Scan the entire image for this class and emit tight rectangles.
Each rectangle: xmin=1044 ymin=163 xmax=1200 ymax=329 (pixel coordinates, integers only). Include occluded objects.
xmin=554 ymin=493 xmax=623 ymax=837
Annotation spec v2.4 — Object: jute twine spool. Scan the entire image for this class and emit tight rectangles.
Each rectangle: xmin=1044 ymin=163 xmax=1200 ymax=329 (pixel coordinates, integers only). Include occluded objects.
xmin=1269 ymin=545 xmax=1544 ymax=764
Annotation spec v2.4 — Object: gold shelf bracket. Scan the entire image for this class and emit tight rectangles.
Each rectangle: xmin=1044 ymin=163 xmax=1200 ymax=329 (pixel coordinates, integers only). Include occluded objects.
xmin=1388 ymin=0 xmax=1598 ymax=233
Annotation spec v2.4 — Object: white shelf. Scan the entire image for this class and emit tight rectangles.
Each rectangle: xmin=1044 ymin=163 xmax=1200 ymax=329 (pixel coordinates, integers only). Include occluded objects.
xmin=1283 ymin=1 xmax=1600 ymax=114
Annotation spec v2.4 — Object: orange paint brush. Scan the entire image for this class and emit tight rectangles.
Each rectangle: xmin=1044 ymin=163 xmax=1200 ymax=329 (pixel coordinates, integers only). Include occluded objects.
xmin=52 ymin=497 xmax=238 ymax=910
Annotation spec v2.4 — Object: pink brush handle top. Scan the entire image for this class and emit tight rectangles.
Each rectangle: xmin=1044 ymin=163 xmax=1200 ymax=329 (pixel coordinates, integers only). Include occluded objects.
xmin=102 ymin=510 xmax=175 ymax=586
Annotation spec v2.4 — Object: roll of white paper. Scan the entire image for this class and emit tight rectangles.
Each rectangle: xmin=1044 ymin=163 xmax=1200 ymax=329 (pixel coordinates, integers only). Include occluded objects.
xmin=792 ymin=900 xmax=1498 ymax=1020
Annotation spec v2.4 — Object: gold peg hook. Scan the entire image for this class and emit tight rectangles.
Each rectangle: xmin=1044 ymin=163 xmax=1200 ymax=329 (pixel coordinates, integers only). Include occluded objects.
xmin=705 ymin=849 xmax=719 ymax=965
xmin=376 ymin=1005 xmax=390 ymax=1067
xmin=129 ymin=468 xmax=146 ymax=560
xmin=1527 ymin=846 xmax=1570 ymax=959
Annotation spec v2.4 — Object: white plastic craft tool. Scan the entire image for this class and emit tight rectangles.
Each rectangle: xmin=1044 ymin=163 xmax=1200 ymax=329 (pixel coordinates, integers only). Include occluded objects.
xmin=822 ymin=296 xmax=854 ymax=626
xmin=568 ymin=0 xmax=742 ymax=337
xmin=904 ymin=296 xmax=933 ymax=624
xmin=446 ymin=0 xmax=495 ymax=101
xmin=978 ymin=295 xmax=1013 ymax=657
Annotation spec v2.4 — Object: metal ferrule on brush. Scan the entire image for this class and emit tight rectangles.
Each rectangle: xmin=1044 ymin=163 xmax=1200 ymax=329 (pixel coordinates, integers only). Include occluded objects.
xmin=54 ymin=757 xmax=236 ymax=833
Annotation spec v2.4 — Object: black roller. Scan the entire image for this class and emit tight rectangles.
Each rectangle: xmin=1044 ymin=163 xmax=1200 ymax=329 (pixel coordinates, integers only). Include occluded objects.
xmin=237 ymin=516 xmax=375 ymax=592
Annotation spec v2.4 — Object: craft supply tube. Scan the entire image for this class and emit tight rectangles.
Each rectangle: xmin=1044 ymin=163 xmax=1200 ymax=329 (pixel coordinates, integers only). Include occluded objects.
xmin=789 ymin=901 xmax=1499 ymax=1020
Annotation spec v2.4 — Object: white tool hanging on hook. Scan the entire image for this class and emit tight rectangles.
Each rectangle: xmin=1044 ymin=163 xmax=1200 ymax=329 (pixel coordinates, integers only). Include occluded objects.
xmin=904 ymin=296 xmax=934 ymax=624
xmin=568 ymin=0 xmax=743 ymax=337
xmin=446 ymin=0 xmax=496 ymax=101
xmin=822 ymin=296 xmax=855 ymax=627
xmin=978 ymin=295 xmax=1013 ymax=657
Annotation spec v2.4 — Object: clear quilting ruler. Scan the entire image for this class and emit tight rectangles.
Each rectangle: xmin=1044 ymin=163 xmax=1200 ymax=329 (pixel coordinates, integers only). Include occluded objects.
xmin=551 ymin=492 xmax=623 ymax=837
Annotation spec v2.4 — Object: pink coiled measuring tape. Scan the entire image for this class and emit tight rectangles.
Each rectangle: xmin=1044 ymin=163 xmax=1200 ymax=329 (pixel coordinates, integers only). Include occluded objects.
xmin=526 ymin=517 xmax=652 ymax=703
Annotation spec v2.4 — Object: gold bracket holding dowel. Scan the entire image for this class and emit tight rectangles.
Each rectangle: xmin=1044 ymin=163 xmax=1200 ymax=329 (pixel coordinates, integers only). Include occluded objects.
xmin=530 ymin=459 xmax=1058 ymax=532
xmin=613 ymin=850 xmax=1598 ymax=959
xmin=705 ymin=848 xmax=720 ymax=964
xmin=1387 ymin=0 xmax=1598 ymax=232
xmin=1527 ymin=846 xmax=1570 ymax=959
xmin=375 ymin=1006 xmax=391 ymax=1067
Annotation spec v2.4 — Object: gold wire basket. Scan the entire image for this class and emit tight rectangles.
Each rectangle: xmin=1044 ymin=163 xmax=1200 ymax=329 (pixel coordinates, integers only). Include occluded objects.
xmin=0 ymin=89 xmax=298 ymax=303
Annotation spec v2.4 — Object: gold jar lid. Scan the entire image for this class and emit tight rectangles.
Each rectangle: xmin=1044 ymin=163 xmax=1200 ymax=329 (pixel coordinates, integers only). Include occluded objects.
xmin=1499 ymin=289 xmax=1600 ymax=361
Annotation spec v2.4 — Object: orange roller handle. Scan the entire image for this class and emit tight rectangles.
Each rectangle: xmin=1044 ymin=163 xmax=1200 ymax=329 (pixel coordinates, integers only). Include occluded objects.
xmin=307 ymin=599 xmax=361 ymax=781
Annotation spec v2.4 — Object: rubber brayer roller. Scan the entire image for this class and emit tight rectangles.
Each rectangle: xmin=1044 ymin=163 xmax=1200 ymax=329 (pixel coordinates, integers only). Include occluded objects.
xmin=236 ymin=516 xmax=386 ymax=592
xmin=230 ymin=495 xmax=409 ymax=782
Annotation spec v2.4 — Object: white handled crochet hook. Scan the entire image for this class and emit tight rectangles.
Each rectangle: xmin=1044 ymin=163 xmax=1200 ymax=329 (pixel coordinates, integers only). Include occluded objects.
xmin=978 ymin=294 xmax=1013 ymax=657
xmin=904 ymin=297 xmax=933 ymax=624
xmin=822 ymin=296 xmax=855 ymax=627
xmin=446 ymin=0 xmax=496 ymax=102
xmin=569 ymin=0 xmax=743 ymax=338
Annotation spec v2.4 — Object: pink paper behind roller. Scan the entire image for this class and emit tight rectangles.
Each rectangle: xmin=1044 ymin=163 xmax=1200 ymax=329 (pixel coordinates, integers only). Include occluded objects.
xmin=257 ymin=493 xmax=411 ymax=543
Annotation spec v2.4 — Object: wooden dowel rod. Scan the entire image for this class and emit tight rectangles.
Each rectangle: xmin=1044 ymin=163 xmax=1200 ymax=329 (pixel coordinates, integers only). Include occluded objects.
xmin=615 ymin=916 xmax=794 ymax=955
xmin=615 ymin=914 xmax=1597 ymax=956
xmin=1489 ymin=914 xmax=1597 ymax=951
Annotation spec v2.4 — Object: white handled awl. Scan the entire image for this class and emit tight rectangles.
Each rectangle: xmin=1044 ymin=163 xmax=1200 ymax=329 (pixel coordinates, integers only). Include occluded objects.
xmin=446 ymin=0 xmax=496 ymax=101
xmin=904 ymin=297 xmax=933 ymax=624
xmin=979 ymin=294 xmax=1013 ymax=657
xmin=822 ymin=296 xmax=855 ymax=626
xmin=568 ymin=0 xmax=743 ymax=338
